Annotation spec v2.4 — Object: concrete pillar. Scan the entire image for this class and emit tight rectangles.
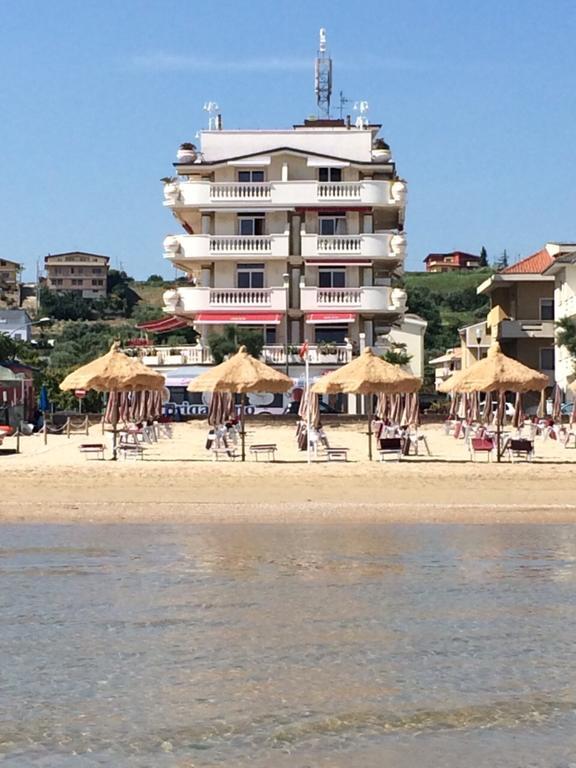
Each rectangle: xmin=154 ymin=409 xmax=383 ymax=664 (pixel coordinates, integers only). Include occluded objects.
xmin=282 ymin=162 xmax=289 ymax=181
xmin=201 ymin=215 xmax=211 ymax=235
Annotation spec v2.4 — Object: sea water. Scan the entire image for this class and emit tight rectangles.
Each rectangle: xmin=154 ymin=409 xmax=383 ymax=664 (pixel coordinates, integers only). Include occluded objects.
xmin=1 ymin=523 xmax=576 ymax=767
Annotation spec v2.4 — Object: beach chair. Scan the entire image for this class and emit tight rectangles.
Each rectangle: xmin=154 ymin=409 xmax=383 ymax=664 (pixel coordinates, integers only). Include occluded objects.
xmin=249 ymin=444 xmax=277 ymax=461
xmin=469 ymin=437 xmax=495 ymax=461
xmin=79 ymin=443 xmax=106 ymax=460
xmin=311 ymin=429 xmax=349 ymax=461
xmin=378 ymin=437 xmax=403 ymax=461
xmin=504 ymin=438 xmax=534 ymax=462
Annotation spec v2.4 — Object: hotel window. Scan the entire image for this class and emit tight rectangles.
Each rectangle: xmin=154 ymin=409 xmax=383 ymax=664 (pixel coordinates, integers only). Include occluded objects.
xmin=318 ymin=267 xmax=346 ymax=289
xmin=238 ymin=214 xmax=265 ymax=236
xmin=314 ymin=325 xmax=348 ymax=344
xmin=318 ymin=213 xmax=347 ymax=236
xmin=540 ymin=298 xmax=554 ymax=321
xmin=237 ymin=263 xmax=264 ymax=289
xmin=318 ymin=167 xmax=342 ymax=182
xmin=539 ymin=347 xmax=555 ymax=371
xmin=237 ymin=170 xmax=265 ymax=183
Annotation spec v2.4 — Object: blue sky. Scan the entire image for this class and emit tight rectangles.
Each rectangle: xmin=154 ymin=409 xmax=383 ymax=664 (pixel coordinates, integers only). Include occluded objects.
xmin=1 ymin=0 xmax=575 ymax=280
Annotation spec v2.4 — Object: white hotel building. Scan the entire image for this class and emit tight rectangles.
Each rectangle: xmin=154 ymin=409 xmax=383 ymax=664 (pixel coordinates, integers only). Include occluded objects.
xmin=159 ymin=117 xmax=424 ymax=385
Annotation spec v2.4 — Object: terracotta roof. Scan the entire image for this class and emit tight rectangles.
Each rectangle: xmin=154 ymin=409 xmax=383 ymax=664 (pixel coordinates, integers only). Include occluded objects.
xmin=501 ymin=248 xmax=555 ymax=274
xmin=424 ymin=251 xmax=479 ymax=262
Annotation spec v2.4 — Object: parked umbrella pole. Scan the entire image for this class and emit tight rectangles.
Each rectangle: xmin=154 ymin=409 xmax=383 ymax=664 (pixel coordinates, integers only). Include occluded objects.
xmin=367 ymin=394 xmax=373 ymax=461
xmin=240 ymin=393 xmax=246 ymax=462
xmin=112 ymin=391 xmax=119 ymax=461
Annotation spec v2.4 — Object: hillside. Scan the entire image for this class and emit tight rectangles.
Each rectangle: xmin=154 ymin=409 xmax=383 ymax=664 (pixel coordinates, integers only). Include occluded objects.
xmin=403 ymin=268 xmax=494 ymax=384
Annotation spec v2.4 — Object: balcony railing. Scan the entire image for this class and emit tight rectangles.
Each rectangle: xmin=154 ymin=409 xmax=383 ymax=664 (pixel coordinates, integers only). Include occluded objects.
xmin=164 ymin=233 xmax=289 ymax=261
xmin=210 ymin=182 xmax=272 ymax=200
xmin=129 ymin=343 xmax=355 ymax=368
xmin=164 ymin=179 xmax=404 ymax=209
xmin=165 ymin=286 xmax=287 ymax=313
xmin=301 ymin=232 xmax=406 ymax=260
xmin=300 ymin=285 xmax=401 ymax=312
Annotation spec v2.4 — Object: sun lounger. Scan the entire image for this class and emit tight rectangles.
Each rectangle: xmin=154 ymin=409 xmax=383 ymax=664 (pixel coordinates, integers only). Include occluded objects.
xmin=118 ymin=443 xmax=145 ymax=460
xmin=79 ymin=443 xmax=106 ymax=460
xmin=469 ymin=437 xmax=494 ymax=461
xmin=211 ymin=447 xmax=238 ymax=461
xmin=378 ymin=438 xmax=403 ymax=461
xmin=249 ymin=444 xmax=277 ymax=461
xmin=325 ymin=447 xmax=349 ymax=461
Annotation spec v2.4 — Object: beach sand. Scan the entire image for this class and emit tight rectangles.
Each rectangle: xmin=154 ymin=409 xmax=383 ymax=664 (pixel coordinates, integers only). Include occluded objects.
xmin=1 ymin=420 xmax=576 ymax=524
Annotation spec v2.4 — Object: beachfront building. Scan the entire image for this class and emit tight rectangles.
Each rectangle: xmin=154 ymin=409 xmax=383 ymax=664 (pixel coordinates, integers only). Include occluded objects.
xmin=0 ymin=259 xmax=22 ymax=306
xmin=429 ymin=347 xmax=462 ymax=389
xmin=44 ymin=252 xmax=109 ymax=298
xmin=457 ymin=244 xmax=566 ymax=387
xmin=423 ymin=251 xmax=481 ymax=273
xmin=160 ymin=119 xmax=414 ymax=379
xmin=542 ymin=244 xmax=576 ymax=392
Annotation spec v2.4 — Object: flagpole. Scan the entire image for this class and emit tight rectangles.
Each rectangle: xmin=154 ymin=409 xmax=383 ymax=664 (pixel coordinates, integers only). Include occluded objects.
xmin=305 ymin=346 xmax=311 ymax=464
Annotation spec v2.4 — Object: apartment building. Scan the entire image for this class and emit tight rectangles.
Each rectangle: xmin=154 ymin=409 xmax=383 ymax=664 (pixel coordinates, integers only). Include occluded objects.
xmin=44 ymin=252 xmax=109 ymax=298
xmin=458 ymin=246 xmax=557 ymax=384
xmin=161 ymin=117 xmax=418 ymax=371
xmin=542 ymin=244 xmax=576 ymax=391
xmin=0 ymin=258 xmax=22 ymax=305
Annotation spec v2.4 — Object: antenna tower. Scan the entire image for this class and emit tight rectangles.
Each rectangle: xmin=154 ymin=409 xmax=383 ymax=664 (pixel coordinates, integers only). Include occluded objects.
xmin=314 ymin=28 xmax=332 ymax=118
xmin=203 ymin=101 xmax=220 ymax=130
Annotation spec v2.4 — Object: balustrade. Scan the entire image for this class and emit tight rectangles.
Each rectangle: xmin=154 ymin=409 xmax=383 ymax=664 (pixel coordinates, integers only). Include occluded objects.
xmin=210 ymin=236 xmax=272 ymax=253
xmin=210 ymin=182 xmax=272 ymax=200
xmin=317 ymin=182 xmax=362 ymax=199
xmin=316 ymin=288 xmax=363 ymax=305
xmin=209 ymin=288 xmax=272 ymax=306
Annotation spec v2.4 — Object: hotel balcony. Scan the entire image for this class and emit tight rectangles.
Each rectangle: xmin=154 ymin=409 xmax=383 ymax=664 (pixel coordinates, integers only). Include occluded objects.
xmin=163 ymin=286 xmax=288 ymax=314
xmin=498 ymin=319 xmax=556 ymax=340
xmin=163 ymin=233 xmax=289 ymax=262
xmin=301 ymin=232 xmax=406 ymax=262
xmin=300 ymin=285 xmax=406 ymax=313
xmin=130 ymin=343 xmax=354 ymax=368
xmin=163 ymin=179 xmax=406 ymax=210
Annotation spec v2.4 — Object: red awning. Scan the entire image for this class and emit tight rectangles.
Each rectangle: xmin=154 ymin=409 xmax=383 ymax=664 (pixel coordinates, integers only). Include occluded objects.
xmin=136 ymin=315 xmax=188 ymax=333
xmin=305 ymin=312 xmax=356 ymax=324
xmin=195 ymin=312 xmax=282 ymax=325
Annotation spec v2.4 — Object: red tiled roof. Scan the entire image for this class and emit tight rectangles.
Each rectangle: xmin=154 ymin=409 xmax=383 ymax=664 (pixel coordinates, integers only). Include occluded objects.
xmin=501 ymin=248 xmax=555 ymax=274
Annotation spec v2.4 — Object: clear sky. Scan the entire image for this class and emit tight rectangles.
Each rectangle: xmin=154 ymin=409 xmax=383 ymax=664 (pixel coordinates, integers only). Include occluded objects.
xmin=2 ymin=0 xmax=575 ymax=280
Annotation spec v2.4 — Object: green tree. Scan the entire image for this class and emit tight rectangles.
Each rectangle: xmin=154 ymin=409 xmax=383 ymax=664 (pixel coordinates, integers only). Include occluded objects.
xmin=557 ymin=317 xmax=576 ymax=360
xmin=479 ymin=246 xmax=488 ymax=268
xmin=207 ymin=325 xmax=264 ymax=364
xmin=494 ymin=249 xmax=509 ymax=271
xmin=382 ymin=344 xmax=412 ymax=366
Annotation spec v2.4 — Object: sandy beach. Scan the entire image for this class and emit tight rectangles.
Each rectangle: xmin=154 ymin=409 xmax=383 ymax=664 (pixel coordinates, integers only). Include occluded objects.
xmin=1 ymin=419 xmax=575 ymax=524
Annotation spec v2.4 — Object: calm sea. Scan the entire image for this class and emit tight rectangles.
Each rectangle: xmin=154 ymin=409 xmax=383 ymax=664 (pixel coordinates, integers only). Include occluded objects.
xmin=2 ymin=523 xmax=576 ymax=767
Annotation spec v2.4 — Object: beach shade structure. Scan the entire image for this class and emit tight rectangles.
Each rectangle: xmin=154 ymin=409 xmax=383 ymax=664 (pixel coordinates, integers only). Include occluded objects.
xmin=438 ymin=342 xmax=548 ymax=461
xmin=187 ymin=345 xmax=292 ymax=461
xmin=60 ymin=342 xmax=165 ymax=459
xmin=311 ymin=347 xmax=421 ymax=460
xmin=207 ymin=391 xmax=236 ymax=427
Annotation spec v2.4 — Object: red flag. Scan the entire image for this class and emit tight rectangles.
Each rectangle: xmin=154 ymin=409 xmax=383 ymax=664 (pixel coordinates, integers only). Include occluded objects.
xmin=299 ymin=340 xmax=309 ymax=359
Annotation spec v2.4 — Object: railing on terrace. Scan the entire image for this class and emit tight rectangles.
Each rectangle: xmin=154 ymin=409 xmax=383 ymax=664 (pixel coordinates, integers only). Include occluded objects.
xmin=316 ymin=288 xmax=363 ymax=305
xmin=261 ymin=344 xmax=353 ymax=365
xmin=317 ymin=182 xmax=362 ymax=199
xmin=209 ymin=288 xmax=272 ymax=306
xmin=210 ymin=182 xmax=272 ymax=200
xmin=317 ymin=235 xmax=362 ymax=253
xmin=210 ymin=235 xmax=271 ymax=254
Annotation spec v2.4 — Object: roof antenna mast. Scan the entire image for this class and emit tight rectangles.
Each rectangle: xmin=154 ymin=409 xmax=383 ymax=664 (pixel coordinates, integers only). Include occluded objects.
xmin=315 ymin=28 xmax=332 ymax=118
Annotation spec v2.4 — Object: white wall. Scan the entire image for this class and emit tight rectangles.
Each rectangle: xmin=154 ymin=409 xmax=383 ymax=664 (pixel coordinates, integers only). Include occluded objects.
xmin=386 ymin=315 xmax=427 ymax=378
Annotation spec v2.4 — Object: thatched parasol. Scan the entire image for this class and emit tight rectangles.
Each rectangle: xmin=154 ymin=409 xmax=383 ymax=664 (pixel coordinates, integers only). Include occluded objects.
xmin=187 ymin=346 xmax=292 ymax=460
xmin=60 ymin=342 xmax=165 ymax=458
xmin=60 ymin=342 xmax=165 ymax=393
xmin=311 ymin=347 xmax=421 ymax=459
xmin=437 ymin=342 xmax=548 ymax=460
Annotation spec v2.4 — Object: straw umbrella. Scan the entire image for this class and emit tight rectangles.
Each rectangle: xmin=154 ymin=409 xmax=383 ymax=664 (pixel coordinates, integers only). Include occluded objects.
xmin=187 ymin=346 xmax=292 ymax=461
xmin=60 ymin=342 xmax=165 ymax=459
xmin=438 ymin=342 xmax=548 ymax=461
xmin=311 ymin=347 xmax=421 ymax=460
